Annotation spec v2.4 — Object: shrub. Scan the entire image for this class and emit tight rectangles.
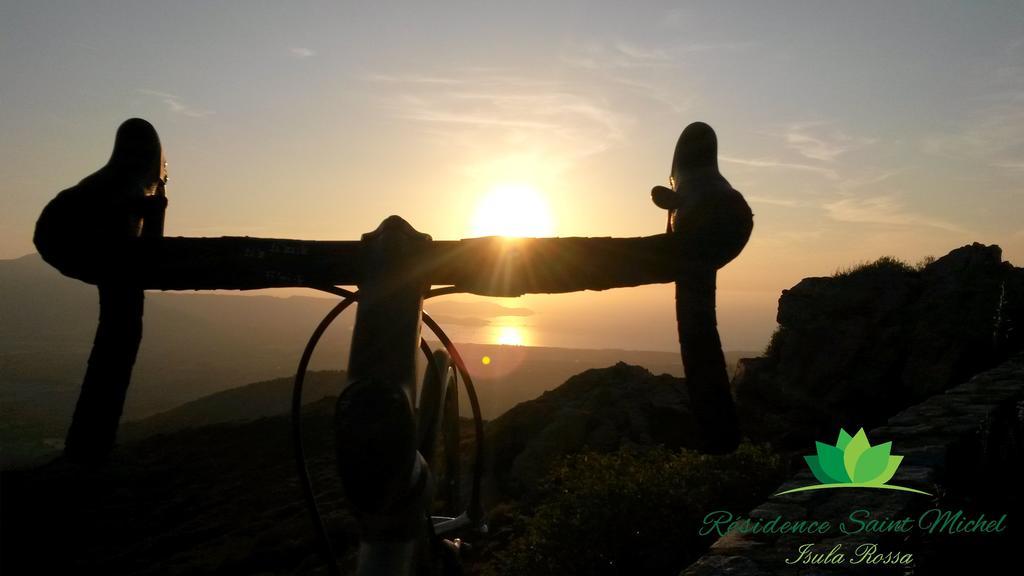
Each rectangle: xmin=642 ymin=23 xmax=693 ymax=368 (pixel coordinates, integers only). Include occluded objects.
xmin=832 ymin=255 xmax=915 ymax=279
xmin=914 ymin=255 xmax=935 ymax=270
xmin=763 ymin=327 xmax=785 ymax=358
xmin=485 ymin=443 xmax=785 ymax=576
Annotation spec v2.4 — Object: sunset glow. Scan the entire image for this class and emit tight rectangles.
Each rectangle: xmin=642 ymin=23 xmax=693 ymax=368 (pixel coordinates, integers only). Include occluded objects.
xmin=2 ymin=2 xmax=1021 ymax=356
xmin=494 ymin=324 xmax=527 ymax=346
xmin=469 ymin=183 xmax=556 ymax=238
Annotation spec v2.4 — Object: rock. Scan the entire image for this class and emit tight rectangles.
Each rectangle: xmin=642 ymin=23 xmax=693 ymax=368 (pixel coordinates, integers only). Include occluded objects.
xmin=483 ymin=362 xmax=698 ymax=503
xmin=735 ymin=243 xmax=1022 ymax=449
xmin=996 ymin=262 xmax=1024 ymax=357
xmin=902 ymin=244 xmax=1007 ymax=397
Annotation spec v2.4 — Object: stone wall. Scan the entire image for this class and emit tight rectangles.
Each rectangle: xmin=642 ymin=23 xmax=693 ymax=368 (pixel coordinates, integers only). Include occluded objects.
xmin=683 ymin=353 xmax=1024 ymax=575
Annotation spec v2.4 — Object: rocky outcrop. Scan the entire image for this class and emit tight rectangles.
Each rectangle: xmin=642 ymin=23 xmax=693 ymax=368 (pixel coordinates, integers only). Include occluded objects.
xmin=735 ymin=243 xmax=1022 ymax=449
xmin=483 ymin=362 xmax=698 ymax=502
xmin=483 ymin=244 xmax=1023 ymax=504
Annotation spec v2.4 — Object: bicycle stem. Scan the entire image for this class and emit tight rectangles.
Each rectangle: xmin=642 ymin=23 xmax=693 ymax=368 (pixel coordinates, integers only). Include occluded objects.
xmin=335 ymin=216 xmax=433 ymax=575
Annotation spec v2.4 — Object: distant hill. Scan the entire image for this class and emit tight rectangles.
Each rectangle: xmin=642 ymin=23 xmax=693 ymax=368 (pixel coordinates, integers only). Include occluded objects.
xmin=1 ymin=253 xmax=353 ymax=467
xmin=119 ymin=370 xmax=346 ymax=441
xmin=106 ymin=344 xmax=755 ymax=447
xmin=2 ymin=340 xmax=754 ymax=468
xmin=115 ymin=346 xmax=753 ymax=445
xmin=1 ymin=253 xmax=352 ymax=416
xmin=440 ymin=342 xmax=752 ymax=419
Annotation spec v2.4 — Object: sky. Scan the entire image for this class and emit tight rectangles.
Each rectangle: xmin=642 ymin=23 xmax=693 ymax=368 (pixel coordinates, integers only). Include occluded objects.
xmin=2 ymin=1 xmax=1022 ymax=352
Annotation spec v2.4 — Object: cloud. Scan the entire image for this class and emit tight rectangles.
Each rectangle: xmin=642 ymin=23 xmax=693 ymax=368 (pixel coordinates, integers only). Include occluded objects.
xmin=743 ymin=195 xmax=804 ymax=208
xmin=560 ymin=40 xmax=671 ymax=70
xmin=606 ymin=75 xmax=692 ymax=114
xmin=560 ymin=38 xmax=752 ymax=71
xmin=923 ymin=102 xmax=1024 ymax=174
xmin=553 ymin=37 xmax=750 ymax=116
xmin=370 ymin=71 xmax=628 ymax=162
xmin=992 ymin=160 xmax=1024 ymax=171
xmin=613 ymin=41 xmax=670 ymax=63
xmin=1004 ymin=36 xmax=1024 ymax=58
xmin=836 ymin=169 xmax=902 ymax=193
xmin=753 ymin=228 xmax=826 ymax=250
xmin=722 ymin=124 xmax=886 ymax=192
xmin=289 ymin=47 xmax=316 ymax=58
xmin=822 ymin=195 xmax=967 ymax=233
xmin=368 ymin=73 xmax=464 ymax=86
xmin=137 ymin=89 xmax=213 ymax=118
xmin=720 ymin=155 xmax=840 ymax=180
xmin=784 ymin=122 xmax=875 ymax=162
xmin=922 ymin=45 xmax=1024 ymax=175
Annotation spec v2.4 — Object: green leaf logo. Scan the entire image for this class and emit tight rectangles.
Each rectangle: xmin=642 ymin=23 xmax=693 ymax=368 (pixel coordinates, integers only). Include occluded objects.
xmin=775 ymin=428 xmax=930 ymax=495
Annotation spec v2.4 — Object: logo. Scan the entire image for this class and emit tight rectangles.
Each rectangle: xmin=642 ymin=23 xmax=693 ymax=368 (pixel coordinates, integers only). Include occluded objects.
xmin=775 ymin=428 xmax=931 ymax=496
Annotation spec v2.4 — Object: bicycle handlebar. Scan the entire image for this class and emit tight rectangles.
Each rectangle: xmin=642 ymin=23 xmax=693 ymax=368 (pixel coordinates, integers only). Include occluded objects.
xmin=128 ymin=228 xmax=694 ymax=295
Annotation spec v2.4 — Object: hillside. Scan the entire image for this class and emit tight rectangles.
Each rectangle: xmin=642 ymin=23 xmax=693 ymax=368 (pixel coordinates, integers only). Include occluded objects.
xmin=118 ymin=370 xmax=346 ymax=441
xmin=0 ymin=361 xmax=732 ymax=576
xmin=1 ymin=397 xmax=360 ymax=575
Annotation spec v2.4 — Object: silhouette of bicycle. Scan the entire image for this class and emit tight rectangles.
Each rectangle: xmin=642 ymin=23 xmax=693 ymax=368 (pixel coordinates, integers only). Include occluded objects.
xmin=292 ymin=285 xmax=485 ymax=575
xmin=118 ymin=121 xmax=747 ymax=576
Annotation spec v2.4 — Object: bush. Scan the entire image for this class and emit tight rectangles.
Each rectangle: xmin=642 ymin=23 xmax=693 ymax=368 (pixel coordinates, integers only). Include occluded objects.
xmin=484 ymin=443 xmax=785 ymax=576
xmin=763 ymin=327 xmax=785 ymax=358
xmin=832 ymin=255 xmax=915 ymax=278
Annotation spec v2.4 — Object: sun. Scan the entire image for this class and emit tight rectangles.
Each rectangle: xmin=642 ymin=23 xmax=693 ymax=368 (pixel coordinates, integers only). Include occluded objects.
xmin=494 ymin=325 xmax=526 ymax=346
xmin=469 ymin=183 xmax=556 ymax=238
